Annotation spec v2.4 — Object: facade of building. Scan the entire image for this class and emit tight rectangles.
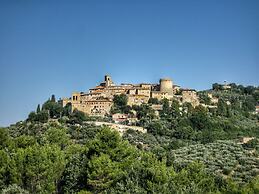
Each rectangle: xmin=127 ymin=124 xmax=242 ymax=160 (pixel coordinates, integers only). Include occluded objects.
xmin=61 ymin=75 xmax=200 ymax=116
xmin=112 ymin=113 xmax=128 ymax=123
xmin=181 ymin=89 xmax=200 ymax=107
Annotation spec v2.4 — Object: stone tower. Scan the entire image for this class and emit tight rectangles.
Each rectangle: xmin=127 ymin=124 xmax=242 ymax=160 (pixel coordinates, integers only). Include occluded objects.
xmin=159 ymin=78 xmax=173 ymax=94
xmin=104 ymin=75 xmax=114 ymax=87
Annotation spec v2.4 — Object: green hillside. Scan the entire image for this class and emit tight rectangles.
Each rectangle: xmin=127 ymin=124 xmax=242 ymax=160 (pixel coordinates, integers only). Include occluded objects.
xmin=1 ymin=84 xmax=259 ymax=193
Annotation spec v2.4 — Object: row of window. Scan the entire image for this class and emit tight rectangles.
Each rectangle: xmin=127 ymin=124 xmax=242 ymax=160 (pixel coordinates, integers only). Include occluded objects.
xmin=79 ymin=101 xmax=110 ymax=105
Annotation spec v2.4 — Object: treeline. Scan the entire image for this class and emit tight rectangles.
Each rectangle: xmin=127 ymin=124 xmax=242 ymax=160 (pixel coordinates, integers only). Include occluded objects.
xmin=211 ymin=83 xmax=259 ymax=112
xmin=27 ymin=95 xmax=110 ymax=125
xmin=1 ymin=84 xmax=259 ymax=193
xmin=1 ymin=124 xmax=259 ymax=194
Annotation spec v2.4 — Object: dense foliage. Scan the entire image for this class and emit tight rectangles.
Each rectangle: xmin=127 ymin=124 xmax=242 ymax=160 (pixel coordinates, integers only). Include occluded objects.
xmin=1 ymin=84 xmax=259 ymax=193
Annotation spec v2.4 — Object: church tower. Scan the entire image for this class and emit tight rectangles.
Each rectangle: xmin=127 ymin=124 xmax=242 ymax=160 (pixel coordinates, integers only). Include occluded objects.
xmin=104 ymin=75 xmax=114 ymax=87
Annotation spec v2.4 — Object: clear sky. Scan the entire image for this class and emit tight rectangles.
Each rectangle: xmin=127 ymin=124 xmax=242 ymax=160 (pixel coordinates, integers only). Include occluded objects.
xmin=0 ymin=0 xmax=258 ymax=126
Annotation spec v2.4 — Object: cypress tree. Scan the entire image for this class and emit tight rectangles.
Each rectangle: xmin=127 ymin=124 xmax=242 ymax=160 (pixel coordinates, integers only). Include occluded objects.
xmin=37 ymin=104 xmax=41 ymax=113
xmin=51 ymin=94 xmax=56 ymax=102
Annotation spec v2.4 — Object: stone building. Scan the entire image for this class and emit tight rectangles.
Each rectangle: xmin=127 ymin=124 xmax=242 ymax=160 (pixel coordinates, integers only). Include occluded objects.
xmin=181 ymin=89 xmax=200 ymax=107
xmin=112 ymin=113 xmax=128 ymax=123
xmin=61 ymin=75 xmax=199 ymax=116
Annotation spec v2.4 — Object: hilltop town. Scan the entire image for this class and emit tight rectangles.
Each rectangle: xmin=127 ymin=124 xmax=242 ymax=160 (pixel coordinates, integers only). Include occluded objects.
xmin=2 ymin=75 xmax=259 ymax=194
xmin=61 ymin=75 xmax=200 ymax=117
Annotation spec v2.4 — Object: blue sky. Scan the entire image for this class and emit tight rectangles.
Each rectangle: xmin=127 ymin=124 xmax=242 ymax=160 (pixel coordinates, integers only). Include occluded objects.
xmin=0 ymin=0 xmax=258 ymax=126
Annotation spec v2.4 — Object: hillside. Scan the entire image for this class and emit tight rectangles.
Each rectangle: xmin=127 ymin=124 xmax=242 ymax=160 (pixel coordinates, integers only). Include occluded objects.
xmin=0 ymin=83 xmax=259 ymax=193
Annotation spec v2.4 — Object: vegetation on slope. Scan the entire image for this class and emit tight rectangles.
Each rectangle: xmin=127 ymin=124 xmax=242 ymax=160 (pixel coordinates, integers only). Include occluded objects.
xmin=0 ymin=84 xmax=259 ymax=193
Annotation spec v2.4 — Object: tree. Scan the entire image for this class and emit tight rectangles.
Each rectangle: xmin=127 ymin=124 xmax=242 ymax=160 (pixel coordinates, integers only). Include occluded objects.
xmin=0 ymin=128 xmax=11 ymax=149
xmin=173 ymin=126 xmax=194 ymax=140
xmin=189 ymin=106 xmax=210 ymax=130
xmin=109 ymin=151 xmax=174 ymax=193
xmin=27 ymin=110 xmax=49 ymax=123
xmin=229 ymin=83 xmax=237 ymax=89
xmin=172 ymin=162 xmax=218 ymax=193
xmin=147 ymin=121 xmax=167 ymax=136
xmin=133 ymin=104 xmax=156 ymax=126
xmin=244 ymin=86 xmax=255 ymax=95
xmin=160 ymin=98 xmax=170 ymax=118
xmin=217 ymin=99 xmax=228 ymax=116
xmin=27 ymin=112 xmax=37 ymax=122
xmin=148 ymin=98 xmax=159 ymax=104
xmin=68 ymin=109 xmax=87 ymax=124
xmin=51 ymin=94 xmax=56 ymax=102
xmin=88 ymin=153 xmax=123 ymax=191
xmin=36 ymin=110 xmax=49 ymax=123
xmin=62 ymin=102 xmax=72 ymax=117
xmin=111 ymin=94 xmax=131 ymax=114
xmin=59 ymin=152 xmax=87 ymax=193
xmin=243 ymin=96 xmax=256 ymax=112
xmin=0 ymin=150 xmax=19 ymax=189
xmin=43 ymin=127 xmax=70 ymax=149
xmin=36 ymin=104 xmax=41 ymax=113
xmin=170 ymin=100 xmax=181 ymax=119
xmin=113 ymin=94 xmax=128 ymax=107
xmin=212 ymin=83 xmax=222 ymax=90
xmin=15 ymin=144 xmax=65 ymax=193
xmin=86 ymin=128 xmax=137 ymax=192
xmin=42 ymin=99 xmax=63 ymax=118
xmin=198 ymin=93 xmax=211 ymax=105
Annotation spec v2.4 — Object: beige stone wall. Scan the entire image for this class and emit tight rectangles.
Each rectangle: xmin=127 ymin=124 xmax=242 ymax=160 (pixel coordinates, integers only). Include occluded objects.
xmin=61 ymin=98 xmax=71 ymax=107
xmin=128 ymin=89 xmax=136 ymax=95
xmin=127 ymin=95 xmax=149 ymax=106
xmin=72 ymin=92 xmax=81 ymax=103
xmin=72 ymin=99 xmax=113 ymax=116
xmin=151 ymin=91 xmax=173 ymax=100
xmin=182 ymin=90 xmax=199 ymax=107
xmin=136 ymin=89 xmax=150 ymax=97
xmin=140 ymin=84 xmax=152 ymax=89
xmin=62 ymin=75 xmax=201 ymax=116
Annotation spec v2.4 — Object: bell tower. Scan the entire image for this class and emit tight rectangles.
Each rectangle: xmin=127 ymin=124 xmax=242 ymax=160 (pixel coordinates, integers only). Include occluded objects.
xmin=104 ymin=75 xmax=114 ymax=87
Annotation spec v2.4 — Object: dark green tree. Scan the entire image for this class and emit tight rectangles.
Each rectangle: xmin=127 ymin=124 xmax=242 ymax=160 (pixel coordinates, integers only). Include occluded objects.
xmin=160 ymin=98 xmax=170 ymax=118
xmin=189 ymin=106 xmax=210 ymax=130
xmin=68 ymin=109 xmax=87 ymax=124
xmin=217 ymin=99 xmax=228 ymax=116
xmin=15 ymin=144 xmax=65 ymax=193
xmin=36 ymin=104 xmax=41 ymax=113
xmin=212 ymin=83 xmax=222 ymax=90
xmin=148 ymin=97 xmax=159 ymax=104
xmin=27 ymin=112 xmax=37 ymax=122
xmin=243 ymin=96 xmax=256 ymax=112
xmin=113 ymin=94 xmax=128 ymax=107
xmin=111 ymin=94 xmax=131 ymax=114
xmin=42 ymin=99 xmax=63 ymax=118
xmin=51 ymin=94 xmax=56 ymax=102
xmin=170 ymin=100 xmax=181 ymax=119
xmin=62 ymin=102 xmax=72 ymax=117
